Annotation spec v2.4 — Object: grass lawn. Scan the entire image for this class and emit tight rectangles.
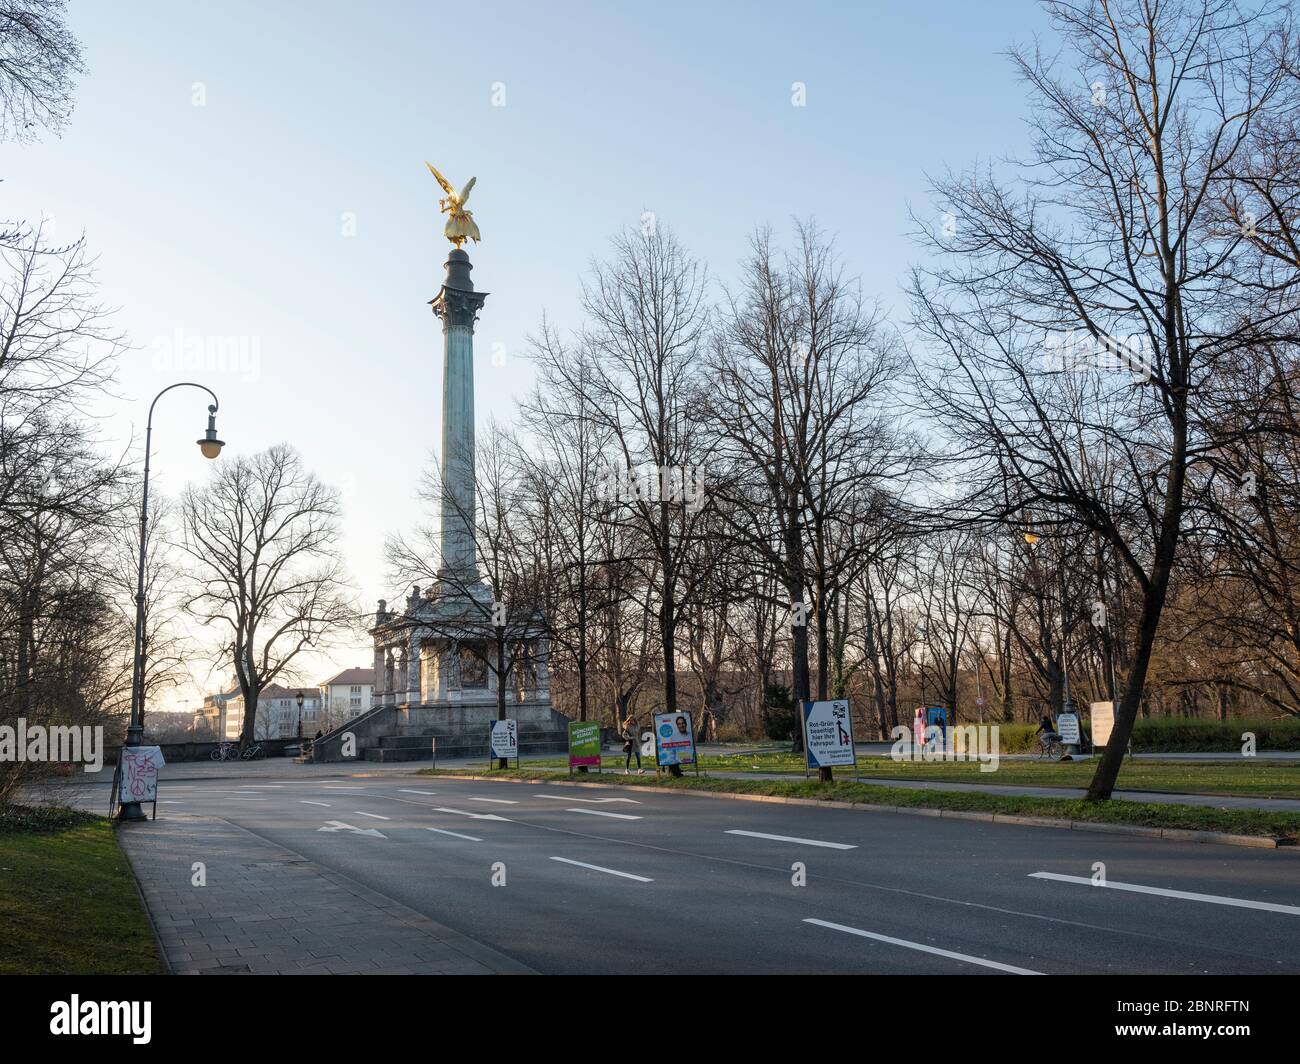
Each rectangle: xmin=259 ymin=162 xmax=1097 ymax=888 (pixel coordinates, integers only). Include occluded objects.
xmin=419 ymin=766 xmax=1300 ymax=840
xmin=498 ymin=750 xmax=1300 ymax=799
xmin=0 ymin=806 xmax=166 ymax=975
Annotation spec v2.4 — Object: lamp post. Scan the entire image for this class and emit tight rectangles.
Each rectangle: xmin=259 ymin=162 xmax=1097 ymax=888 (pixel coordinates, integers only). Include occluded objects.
xmin=296 ymin=691 xmax=304 ymax=742
xmin=119 ymin=383 xmax=224 ymax=822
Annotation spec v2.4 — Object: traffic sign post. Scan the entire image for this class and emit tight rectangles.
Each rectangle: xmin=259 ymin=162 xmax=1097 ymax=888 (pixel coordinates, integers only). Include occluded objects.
xmin=488 ymin=719 xmax=518 ymax=770
xmin=801 ymin=700 xmax=857 ymax=780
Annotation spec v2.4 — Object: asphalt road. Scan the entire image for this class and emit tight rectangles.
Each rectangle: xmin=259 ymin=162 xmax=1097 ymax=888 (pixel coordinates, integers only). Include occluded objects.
xmin=84 ymin=771 xmax=1300 ymax=974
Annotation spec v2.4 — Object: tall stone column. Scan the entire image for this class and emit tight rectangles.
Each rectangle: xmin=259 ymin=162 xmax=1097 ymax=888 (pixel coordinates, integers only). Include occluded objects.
xmin=431 ymin=249 xmax=488 ymax=583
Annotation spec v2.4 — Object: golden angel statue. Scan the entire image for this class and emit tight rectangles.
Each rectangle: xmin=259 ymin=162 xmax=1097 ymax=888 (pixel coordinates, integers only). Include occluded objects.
xmin=424 ymin=161 xmax=481 ymax=247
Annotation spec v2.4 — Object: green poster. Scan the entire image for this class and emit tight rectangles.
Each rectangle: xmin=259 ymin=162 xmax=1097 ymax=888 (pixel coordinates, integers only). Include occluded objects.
xmin=569 ymin=721 xmax=601 ymax=767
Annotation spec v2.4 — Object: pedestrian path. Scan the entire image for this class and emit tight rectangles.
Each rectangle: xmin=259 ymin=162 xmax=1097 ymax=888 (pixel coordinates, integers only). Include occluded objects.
xmin=117 ymin=812 xmax=531 ymax=975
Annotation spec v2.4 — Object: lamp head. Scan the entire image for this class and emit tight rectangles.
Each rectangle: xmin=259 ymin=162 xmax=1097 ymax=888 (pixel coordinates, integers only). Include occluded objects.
xmin=197 ymin=405 xmax=225 ymax=459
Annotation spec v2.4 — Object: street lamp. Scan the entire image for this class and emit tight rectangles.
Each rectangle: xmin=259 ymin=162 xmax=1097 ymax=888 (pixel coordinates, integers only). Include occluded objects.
xmin=119 ymin=383 xmax=224 ymax=822
xmin=296 ymin=691 xmax=305 ymax=742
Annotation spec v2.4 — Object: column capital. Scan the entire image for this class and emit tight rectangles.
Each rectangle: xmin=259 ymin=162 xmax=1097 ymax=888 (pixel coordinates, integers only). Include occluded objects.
xmin=431 ymin=248 xmax=488 ymax=329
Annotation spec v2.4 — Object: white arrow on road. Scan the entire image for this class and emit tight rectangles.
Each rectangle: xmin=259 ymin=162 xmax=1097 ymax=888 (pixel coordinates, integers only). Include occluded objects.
xmin=317 ymin=819 xmax=387 ymax=838
xmin=533 ymin=794 xmax=641 ymax=804
xmin=433 ymin=806 xmax=511 ymax=822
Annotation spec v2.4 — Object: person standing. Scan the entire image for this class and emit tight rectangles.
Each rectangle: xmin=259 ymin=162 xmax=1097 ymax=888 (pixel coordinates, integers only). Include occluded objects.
xmin=621 ymin=716 xmax=643 ymax=774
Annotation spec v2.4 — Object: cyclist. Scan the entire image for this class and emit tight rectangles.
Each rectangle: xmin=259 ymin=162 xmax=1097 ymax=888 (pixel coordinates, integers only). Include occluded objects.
xmin=1035 ymin=714 xmax=1060 ymax=755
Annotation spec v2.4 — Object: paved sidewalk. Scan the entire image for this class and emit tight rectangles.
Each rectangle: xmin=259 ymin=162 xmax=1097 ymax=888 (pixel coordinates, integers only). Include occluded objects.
xmin=117 ymin=813 xmax=532 ymax=975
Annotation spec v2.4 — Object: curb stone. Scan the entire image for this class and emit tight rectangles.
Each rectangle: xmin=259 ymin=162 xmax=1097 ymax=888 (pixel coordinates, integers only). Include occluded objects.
xmin=422 ymin=772 xmax=1290 ymax=850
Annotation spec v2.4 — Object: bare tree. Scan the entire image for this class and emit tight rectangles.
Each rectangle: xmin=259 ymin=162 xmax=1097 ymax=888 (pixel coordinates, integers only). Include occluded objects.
xmin=180 ymin=444 xmax=356 ymax=746
xmin=908 ymin=0 xmax=1289 ymax=799
xmin=0 ymin=1 xmax=83 ymax=144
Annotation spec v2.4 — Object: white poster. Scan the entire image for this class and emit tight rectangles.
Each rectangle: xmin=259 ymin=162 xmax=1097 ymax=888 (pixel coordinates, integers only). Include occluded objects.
xmin=803 ymin=700 xmax=856 ymax=768
xmin=1090 ymin=701 xmax=1114 ymax=747
xmin=1056 ymin=712 xmax=1080 ymax=745
xmin=489 ymin=719 xmax=517 ymax=759
xmin=119 ymin=746 xmax=165 ymax=803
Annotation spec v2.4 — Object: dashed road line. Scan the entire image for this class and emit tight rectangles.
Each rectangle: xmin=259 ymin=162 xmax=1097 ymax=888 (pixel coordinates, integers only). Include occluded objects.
xmin=355 ymin=811 xmax=390 ymax=820
xmin=803 ymin=918 xmax=1042 ymax=974
xmin=1029 ymin=872 xmax=1300 ymax=916
xmin=565 ymin=808 xmax=642 ymax=820
xmin=426 ymin=827 xmax=483 ymax=842
xmin=549 ymin=856 xmax=653 ymax=883
xmin=726 ymin=829 xmax=855 ymax=850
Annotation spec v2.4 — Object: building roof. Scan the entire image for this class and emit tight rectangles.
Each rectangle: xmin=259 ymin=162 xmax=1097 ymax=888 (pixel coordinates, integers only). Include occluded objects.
xmin=320 ymin=667 xmax=375 ymax=687
xmin=262 ymin=685 xmax=319 ymax=701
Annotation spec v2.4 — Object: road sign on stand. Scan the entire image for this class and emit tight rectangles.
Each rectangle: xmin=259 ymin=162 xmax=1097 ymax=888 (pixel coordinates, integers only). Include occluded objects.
xmin=489 ymin=719 xmax=518 ymax=769
xmin=1057 ymin=711 xmax=1080 ymax=746
xmin=802 ymin=700 xmax=856 ymax=777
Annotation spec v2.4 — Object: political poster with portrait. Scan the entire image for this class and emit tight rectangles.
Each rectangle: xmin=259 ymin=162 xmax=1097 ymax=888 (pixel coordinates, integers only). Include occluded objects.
xmin=653 ymin=711 xmax=696 ymax=767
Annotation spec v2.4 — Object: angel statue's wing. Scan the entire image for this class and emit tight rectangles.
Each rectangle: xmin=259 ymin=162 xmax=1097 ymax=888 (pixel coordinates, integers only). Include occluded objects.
xmin=424 ymin=160 xmax=454 ymax=196
xmin=458 ymin=176 xmax=476 ymax=205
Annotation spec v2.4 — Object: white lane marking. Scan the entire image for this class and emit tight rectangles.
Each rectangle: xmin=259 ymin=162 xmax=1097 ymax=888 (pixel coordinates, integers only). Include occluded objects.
xmin=400 ymin=789 xmax=439 ymax=796
xmin=426 ymin=827 xmax=482 ymax=842
xmin=434 ymin=807 xmax=511 ymax=822
xmin=300 ymin=800 xmax=331 ymax=808
xmin=317 ymin=820 xmax=386 ymax=838
xmin=549 ymin=856 xmax=653 ymax=883
xmin=223 ymin=797 xmax=267 ymax=801
xmin=804 ymin=919 xmax=1043 ymax=975
xmin=354 ymin=811 xmax=390 ymax=820
xmin=726 ymin=829 xmax=855 ymax=850
xmin=534 ymin=794 xmax=641 ymax=804
xmin=1029 ymin=873 xmax=1300 ymax=916
xmin=468 ymin=796 xmax=519 ymax=805
xmin=565 ymin=808 xmax=642 ymax=820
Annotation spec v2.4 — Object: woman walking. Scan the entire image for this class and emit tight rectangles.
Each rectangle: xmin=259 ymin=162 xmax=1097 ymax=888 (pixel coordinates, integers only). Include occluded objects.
xmin=621 ymin=716 xmax=643 ymax=774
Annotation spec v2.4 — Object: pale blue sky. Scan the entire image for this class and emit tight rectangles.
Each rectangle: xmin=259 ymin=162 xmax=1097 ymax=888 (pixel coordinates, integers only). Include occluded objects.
xmin=5 ymin=0 xmax=1050 ymax=709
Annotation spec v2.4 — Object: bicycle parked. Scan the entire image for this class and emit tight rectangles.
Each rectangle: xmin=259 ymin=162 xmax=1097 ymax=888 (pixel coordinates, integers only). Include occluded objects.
xmin=239 ymin=743 xmax=265 ymax=760
xmin=210 ymin=742 xmax=240 ymax=762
